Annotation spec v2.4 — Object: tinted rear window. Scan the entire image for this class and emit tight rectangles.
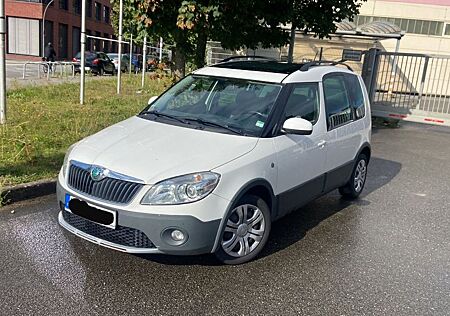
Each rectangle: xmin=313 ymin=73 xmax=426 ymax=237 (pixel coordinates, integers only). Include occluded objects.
xmin=74 ymin=52 xmax=96 ymax=60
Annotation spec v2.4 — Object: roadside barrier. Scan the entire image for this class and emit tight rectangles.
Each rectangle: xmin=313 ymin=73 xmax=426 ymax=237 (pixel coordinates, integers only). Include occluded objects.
xmin=22 ymin=61 xmax=76 ymax=80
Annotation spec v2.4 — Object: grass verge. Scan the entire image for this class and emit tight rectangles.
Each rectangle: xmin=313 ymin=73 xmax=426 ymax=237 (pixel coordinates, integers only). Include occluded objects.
xmin=0 ymin=74 xmax=172 ymax=189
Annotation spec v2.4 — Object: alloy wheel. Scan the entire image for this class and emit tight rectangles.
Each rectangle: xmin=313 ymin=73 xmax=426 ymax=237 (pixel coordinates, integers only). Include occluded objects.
xmin=354 ymin=159 xmax=367 ymax=192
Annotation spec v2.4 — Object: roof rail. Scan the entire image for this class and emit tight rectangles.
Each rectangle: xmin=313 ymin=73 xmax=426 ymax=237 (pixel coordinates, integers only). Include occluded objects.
xmin=220 ymin=55 xmax=278 ymax=63
xmin=299 ymin=60 xmax=353 ymax=72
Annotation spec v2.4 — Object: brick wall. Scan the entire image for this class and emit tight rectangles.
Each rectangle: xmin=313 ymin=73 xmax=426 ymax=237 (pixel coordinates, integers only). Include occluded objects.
xmin=5 ymin=0 xmax=114 ymax=60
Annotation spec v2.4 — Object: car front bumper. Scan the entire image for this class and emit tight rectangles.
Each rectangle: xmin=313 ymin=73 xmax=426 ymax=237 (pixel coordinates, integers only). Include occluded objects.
xmin=57 ymin=178 xmax=224 ymax=255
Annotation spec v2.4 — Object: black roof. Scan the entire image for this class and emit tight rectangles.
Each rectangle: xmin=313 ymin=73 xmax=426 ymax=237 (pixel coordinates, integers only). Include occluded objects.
xmin=212 ymin=61 xmax=306 ymax=74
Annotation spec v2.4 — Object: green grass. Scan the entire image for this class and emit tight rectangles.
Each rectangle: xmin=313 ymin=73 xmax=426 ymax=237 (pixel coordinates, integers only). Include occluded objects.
xmin=0 ymin=75 xmax=172 ymax=188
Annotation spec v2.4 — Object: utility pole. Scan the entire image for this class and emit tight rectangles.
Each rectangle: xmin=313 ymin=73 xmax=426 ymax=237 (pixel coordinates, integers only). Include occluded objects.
xmin=117 ymin=0 xmax=123 ymax=94
xmin=141 ymin=36 xmax=146 ymax=89
xmin=129 ymin=33 xmax=132 ymax=75
xmin=79 ymin=0 xmax=86 ymax=105
xmin=0 ymin=0 xmax=6 ymax=124
xmin=159 ymin=37 xmax=163 ymax=62
xmin=287 ymin=24 xmax=296 ymax=63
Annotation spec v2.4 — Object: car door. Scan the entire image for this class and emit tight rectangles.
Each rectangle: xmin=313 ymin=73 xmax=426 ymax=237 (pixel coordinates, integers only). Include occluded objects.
xmin=273 ymin=82 xmax=328 ymax=217
xmin=322 ymin=73 xmax=363 ymax=192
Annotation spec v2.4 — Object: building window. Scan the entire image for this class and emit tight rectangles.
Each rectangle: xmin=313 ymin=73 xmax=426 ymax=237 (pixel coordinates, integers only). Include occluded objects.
xmin=445 ymin=24 xmax=450 ymax=36
xmin=73 ymin=0 xmax=81 ymax=15
xmin=94 ymin=31 xmax=101 ymax=51
xmin=59 ymin=23 xmax=68 ymax=59
xmin=86 ymin=30 xmax=92 ymax=51
xmin=111 ymin=35 xmax=117 ymax=52
xmin=59 ymin=0 xmax=68 ymax=10
xmin=103 ymin=33 xmax=109 ymax=52
xmin=7 ymin=17 xmax=40 ymax=56
xmin=72 ymin=27 xmax=81 ymax=57
xmin=95 ymin=2 xmax=102 ymax=21
xmin=355 ymin=15 xmax=444 ymax=36
xmin=44 ymin=20 xmax=54 ymax=51
xmin=87 ymin=0 xmax=93 ymax=18
xmin=104 ymin=6 xmax=110 ymax=24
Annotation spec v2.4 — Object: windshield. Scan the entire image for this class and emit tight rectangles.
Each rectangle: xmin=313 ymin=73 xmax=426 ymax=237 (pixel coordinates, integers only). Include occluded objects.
xmin=142 ymin=75 xmax=282 ymax=136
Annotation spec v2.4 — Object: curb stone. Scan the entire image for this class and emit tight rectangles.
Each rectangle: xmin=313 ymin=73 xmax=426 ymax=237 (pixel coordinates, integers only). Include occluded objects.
xmin=0 ymin=179 xmax=56 ymax=205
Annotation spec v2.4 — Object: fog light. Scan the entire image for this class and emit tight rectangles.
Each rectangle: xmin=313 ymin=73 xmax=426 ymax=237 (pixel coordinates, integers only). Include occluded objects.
xmin=170 ymin=229 xmax=185 ymax=241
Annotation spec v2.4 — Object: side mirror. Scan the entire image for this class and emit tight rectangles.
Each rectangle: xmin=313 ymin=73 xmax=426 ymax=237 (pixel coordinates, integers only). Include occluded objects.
xmin=282 ymin=117 xmax=313 ymax=135
xmin=148 ymin=96 xmax=158 ymax=105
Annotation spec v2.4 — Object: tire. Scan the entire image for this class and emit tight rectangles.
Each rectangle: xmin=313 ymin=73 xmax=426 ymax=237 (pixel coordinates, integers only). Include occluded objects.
xmin=339 ymin=154 xmax=368 ymax=199
xmin=215 ymin=194 xmax=271 ymax=265
xmin=98 ymin=66 xmax=104 ymax=76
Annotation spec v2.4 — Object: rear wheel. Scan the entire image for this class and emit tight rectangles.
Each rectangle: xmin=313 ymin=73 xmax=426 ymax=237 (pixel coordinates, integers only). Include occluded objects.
xmin=339 ymin=154 xmax=368 ymax=199
xmin=98 ymin=66 xmax=104 ymax=76
xmin=215 ymin=195 xmax=271 ymax=265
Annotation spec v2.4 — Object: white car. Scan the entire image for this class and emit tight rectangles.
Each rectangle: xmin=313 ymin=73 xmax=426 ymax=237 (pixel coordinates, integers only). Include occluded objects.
xmin=57 ymin=58 xmax=371 ymax=264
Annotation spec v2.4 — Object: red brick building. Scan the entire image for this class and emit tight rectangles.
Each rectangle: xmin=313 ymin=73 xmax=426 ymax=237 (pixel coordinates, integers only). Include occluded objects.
xmin=6 ymin=0 xmax=115 ymax=60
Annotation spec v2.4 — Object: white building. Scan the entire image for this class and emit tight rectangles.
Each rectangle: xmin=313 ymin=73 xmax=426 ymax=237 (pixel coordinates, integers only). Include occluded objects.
xmin=357 ymin=0 xmax=450 ymax=55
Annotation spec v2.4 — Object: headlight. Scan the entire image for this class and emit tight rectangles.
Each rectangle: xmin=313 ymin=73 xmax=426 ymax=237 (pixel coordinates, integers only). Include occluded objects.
xmin=62 ymin=143 xmax=78 ymax=178
xmin=141 ymin=172 xmax=220 ymax=205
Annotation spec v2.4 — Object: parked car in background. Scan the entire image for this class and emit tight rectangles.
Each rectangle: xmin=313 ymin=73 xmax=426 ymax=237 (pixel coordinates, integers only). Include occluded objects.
xmin=107 ymin=53 xmax=134 ymax=73
xmin=57 ymin=57 xmax=371 ymax=264
xmin=73 ymin=51 xmax=116 ymax=76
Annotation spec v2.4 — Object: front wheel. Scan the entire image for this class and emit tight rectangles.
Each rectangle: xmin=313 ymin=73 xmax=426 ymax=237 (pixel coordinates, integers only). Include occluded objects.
xmin=215 ymin=195 xmax=271 ymax=265
xmin=339 ymin=154 xmax=368 ymax=199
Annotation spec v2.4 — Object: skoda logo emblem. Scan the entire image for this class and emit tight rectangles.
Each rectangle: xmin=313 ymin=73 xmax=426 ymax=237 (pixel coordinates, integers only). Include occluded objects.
xmin=90 ymin=166 xmax=108 ymax=181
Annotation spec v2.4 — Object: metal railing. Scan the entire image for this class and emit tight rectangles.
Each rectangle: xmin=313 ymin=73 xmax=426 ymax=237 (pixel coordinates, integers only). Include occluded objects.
xmin=363 ymin=49 xmax=450 ymax=126
xmin=22 ymin=61 xmax=76 ymax=80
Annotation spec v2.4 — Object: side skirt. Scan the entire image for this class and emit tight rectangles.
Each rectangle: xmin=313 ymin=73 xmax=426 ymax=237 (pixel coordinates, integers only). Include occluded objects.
xmin=275 ymin=160 xmax=354 ymax=220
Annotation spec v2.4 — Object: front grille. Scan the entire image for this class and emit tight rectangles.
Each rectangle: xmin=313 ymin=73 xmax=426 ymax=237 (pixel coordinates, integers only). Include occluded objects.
xmin=68 ymin=164 xmax=143 ymax=204
xmin=62 ymin=211 xmax=155 ymax=249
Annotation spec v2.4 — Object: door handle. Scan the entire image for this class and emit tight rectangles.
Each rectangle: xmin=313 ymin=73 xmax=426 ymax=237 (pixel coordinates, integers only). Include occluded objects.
xmin=318 ymin=140 xmax=327 ymax=148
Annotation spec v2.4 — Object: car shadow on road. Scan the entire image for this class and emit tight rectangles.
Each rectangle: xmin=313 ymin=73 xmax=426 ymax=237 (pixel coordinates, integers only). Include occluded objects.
xmin=139 ymin=157 xmax=401 ymax=266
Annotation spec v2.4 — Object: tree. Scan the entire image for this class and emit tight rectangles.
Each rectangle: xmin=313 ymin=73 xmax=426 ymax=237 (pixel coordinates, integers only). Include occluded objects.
xmin=110 ymin=0 xmax=365 ymax=75
xmin=286 ymin=0 xmax=365 ymax=62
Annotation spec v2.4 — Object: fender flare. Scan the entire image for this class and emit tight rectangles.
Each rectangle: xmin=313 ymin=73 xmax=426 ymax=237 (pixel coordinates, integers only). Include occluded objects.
xmin=355 ymin=142 xmax=371 ymax=162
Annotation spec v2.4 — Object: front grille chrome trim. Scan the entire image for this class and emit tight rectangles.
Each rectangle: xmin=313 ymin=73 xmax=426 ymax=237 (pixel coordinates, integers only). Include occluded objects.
xmin=67 ymin=160 xmax=144 ymax=204
xmin=70 ymin=160 xmax=144 ymax=184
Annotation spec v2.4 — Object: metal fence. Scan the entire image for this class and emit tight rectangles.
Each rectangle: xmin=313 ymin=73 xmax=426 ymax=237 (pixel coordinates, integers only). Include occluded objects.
xmin=206 ymin=41 xmax=283 ymax=65
xmin=363 ymin=49 xmax=450 ymax=126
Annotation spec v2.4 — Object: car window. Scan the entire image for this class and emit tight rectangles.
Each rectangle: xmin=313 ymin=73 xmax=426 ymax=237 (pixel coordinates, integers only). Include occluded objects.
xmin=323 ymin=74 xmax=353 ymax=130
xmin=283 ymin=83 xmax=319 ymax=125
xmin=345 ymin=74 xmax=365 ymax=120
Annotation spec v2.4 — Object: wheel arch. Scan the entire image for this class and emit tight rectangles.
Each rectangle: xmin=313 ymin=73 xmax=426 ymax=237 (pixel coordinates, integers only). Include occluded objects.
xmin=355 ymin=142 xmax=371 ymax=163
xmin=211 ymin=178 xmax=276 ymax=253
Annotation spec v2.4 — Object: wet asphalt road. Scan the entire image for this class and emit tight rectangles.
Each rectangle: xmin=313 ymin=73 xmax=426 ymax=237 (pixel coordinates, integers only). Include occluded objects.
xmin=1 ymin=122 xmax=449 ymax=316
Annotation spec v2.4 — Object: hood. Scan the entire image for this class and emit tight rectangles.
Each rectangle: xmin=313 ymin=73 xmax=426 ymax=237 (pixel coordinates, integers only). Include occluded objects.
xmin=69 ymin=116 xmax=258 ymax=184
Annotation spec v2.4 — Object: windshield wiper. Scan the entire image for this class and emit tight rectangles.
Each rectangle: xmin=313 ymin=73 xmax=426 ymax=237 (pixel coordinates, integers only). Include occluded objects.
xmin=140 ymin=110 xmax=188 ymax=124
xmin=183 ymin=117 xmax=245 ymax=136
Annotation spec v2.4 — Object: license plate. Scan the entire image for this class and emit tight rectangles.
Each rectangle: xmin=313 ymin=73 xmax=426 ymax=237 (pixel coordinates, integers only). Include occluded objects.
xmin=65 ymin=194 xmax=117 ymax=229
